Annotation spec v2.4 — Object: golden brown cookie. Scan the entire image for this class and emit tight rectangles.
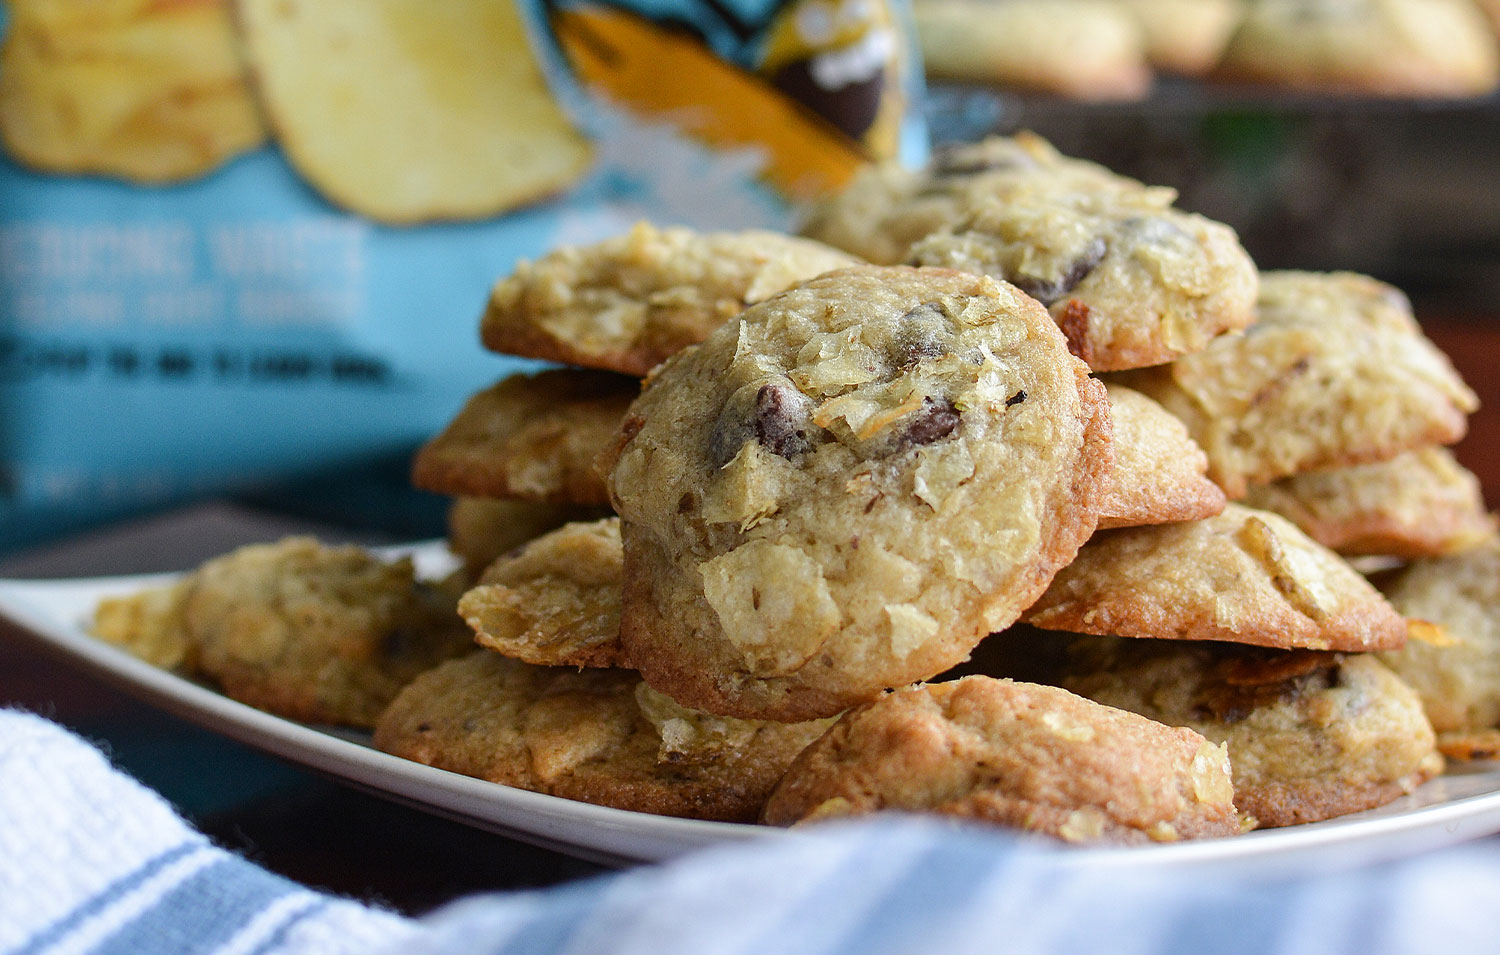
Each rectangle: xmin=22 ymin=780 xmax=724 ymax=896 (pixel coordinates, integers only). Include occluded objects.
xmin=373 ymin=652 xmax=834 ymax=822
xmin=1099 ymin=382 xmax=1227 ymax=529
xmin=480 ymin=223 xmax=860 ymax=376
xmin=92 ymin=580 xmax=194 ymax=671
xmin=1118 ymin=271 xmax=1477 ymax=498
xmin=606 ymin=266 xmax=1112 ymax=721
xmin=1062 ymin=638 xmax=1442 ymax=827
xmin=801 ymin=132 xmax=1147 ymax=266
xmin=412 ymin=370 xmax=637 ymax=506
xmin=908 ymin=187 xmax=1258 ymax=372
xmin=181 ymin=537 xmax=473 ymax=726
xmin=1116 ymin=0 xmax=1245 ymax=74
xmin=1243 ymin=447 xmax=1495 ymax=558
xmin=1025 ymin=504 xmax=1409 ymax=652
xmin=459 ymin=518 xmax=627 ymax=669
xmin=913 ymin=0 xmax=1152 ymax=99
xmin=1217 ymin=0 xmax=1500 ymax=97
xmin=1380 ymin=538 xmax=1500 ymax=755
xmin=446 ymin=497 xmax=612 ymax=579
xmin=762 ymin=676 xmax=1243 ymax=843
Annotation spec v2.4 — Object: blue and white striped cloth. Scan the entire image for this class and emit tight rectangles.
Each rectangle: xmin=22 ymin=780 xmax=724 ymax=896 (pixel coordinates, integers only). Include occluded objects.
xmin=6 ymin=708 xmax=1500 ymax=955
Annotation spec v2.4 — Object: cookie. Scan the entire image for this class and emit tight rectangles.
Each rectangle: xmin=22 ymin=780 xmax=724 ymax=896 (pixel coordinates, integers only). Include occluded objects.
xmin=480 ymin=223 xmax=860 ymax=376
xmin=762 ymin=676 xmax=1243 ymax=843
xmin=1118 ymin=271 xmax=1477 ymax=498
xmin=605 ymin=265 xmax=1112 ymax=721
xmin=1099 ymin=382 xmax=1227 ymax=530
xmin=1380 ymin=538 xmax=1500 ymax=752
xmin=373 ymin=652 xmax=835 ymax=822
xmin=1116 ymin=0 xmax=1244 ymax=74
xmin=92 ymin=580 xmax=194 ymax=671
xmin=1243 ymin=447 xmax=1495 ymax=559
xmin=913 ymin=0 xmax=1152 ymax=100
xmin=1061 ymin=638 xmax=1442 ymax=827
xmin=1216 ymin=0 xmax=1500 ymax=97
xmin=447 ymin=497 xmax=612 ymax=579
xmin=412 ymin=370 xmax=637 ymax=506
xmin=1479 ymin=0 xmax=1500 ymax=34
xmin=181 ymin=537 xmax=473 ymax=726
xmin=459 ymin=518 xmax=628 ymax=669
xmin=801 ymin=131 xmax=1149 ymax=267
xmin=909 ymin=186 xmax=1259 ymax=371
xmin=1025 ymin=504 xmax=1410 ymax=652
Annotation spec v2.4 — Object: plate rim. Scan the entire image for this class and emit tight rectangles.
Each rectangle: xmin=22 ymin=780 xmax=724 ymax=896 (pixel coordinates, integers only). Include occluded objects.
xmin=5 ymin=553 xmax=1500 ymax=872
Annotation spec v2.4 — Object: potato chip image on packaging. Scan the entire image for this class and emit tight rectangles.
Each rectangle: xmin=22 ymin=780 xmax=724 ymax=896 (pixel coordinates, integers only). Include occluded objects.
xmin=236 ymin=0 xmax=594 ymax=224
xmin=0 ymin=0 xmax=266 ymax=182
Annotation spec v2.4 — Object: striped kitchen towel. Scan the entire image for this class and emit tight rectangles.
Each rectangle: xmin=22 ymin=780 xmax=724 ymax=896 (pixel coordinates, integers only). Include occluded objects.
xmin=6 ymin=708 xmax=1500 ymax=955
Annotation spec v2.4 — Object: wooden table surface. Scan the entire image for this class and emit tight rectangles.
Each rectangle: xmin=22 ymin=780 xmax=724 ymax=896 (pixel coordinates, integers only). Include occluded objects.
xmin=1 ymin=316 xmax=1496 ymax=915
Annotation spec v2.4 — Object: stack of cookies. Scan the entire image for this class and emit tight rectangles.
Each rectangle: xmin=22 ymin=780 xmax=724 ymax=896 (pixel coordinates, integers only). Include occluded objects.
xmin=92 ymin=133 xmax=1495 ymax=846
xmin=362 ymin=130 xmax=1485 ymax=844
xmin=914 ymin=0 xmax=1500 ymax=100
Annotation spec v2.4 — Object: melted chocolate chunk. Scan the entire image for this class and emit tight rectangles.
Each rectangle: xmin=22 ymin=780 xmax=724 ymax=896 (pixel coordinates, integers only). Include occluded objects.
xmin=900 ymin=396 xmax=961 ymax=448
xmin=1005 ymin=390 xmax=1027 ymax=407
xmin=754 ymin=382 xmax=811 ymax=459
xmin=1010 ymin=237 xmax=1108 ymax=306
xmin=891 ymin=302 xmax=951 ymax=367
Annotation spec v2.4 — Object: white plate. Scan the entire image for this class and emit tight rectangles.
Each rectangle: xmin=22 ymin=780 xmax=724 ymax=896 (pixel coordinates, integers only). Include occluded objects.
xmin=5 ymin=543 xmax=1500 ymax=873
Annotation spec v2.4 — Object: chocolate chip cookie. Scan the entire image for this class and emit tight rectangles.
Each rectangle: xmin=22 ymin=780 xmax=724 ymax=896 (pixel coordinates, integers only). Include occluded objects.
xmin=480 ymin=222 xmax=860 ymax=376
xmin=1099 ymin=382 xmax=1226 ymax=529
xmin=374 ymin=652 xmax=834 ymax=822
xmin=1243 ymin=447 xmax=1495 ymax=558
xmin=412 ymin=369 xmax=636 ymax=506
xmin=1118 ymin=271 xmax=1477 ymax=498
xmin=802 ymin=132 xmax=1151 ymax=267
xmin=1025 ymin=504 xmax=1410 ymax=652
xmin=762 ymin=676 xmax=1244 ymax=844
xmin=460 ymin=518 xmax=628 ymax=669
xmin=1062 ymin=637 xmax=1442 ymax=827
xmin=909 ymin=185 xmax=1259 ymax=371
xmin=605 ymin=265 xmax=1112 ymax=721
xmin=1217 ymin=0 xmax=1499 ymax=97
xmin=179 ymin=537 xmax=472 ymax=726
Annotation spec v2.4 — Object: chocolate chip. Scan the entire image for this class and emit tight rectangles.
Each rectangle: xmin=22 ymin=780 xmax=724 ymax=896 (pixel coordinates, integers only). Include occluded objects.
xmin=709 ymin=380 xmax=815 ymax=468
xmin=891 ymin=302 xmax=950 ymax=368
xmin=1006 ymin=390 xmax=1027 ymax=407
xmin=1010 ymin=237 xmax=1107 ymax=306
xmin=754 ymin=383 xmax=811 ymax=459
xmin=901 ymin=396 xmax=961 ymax=448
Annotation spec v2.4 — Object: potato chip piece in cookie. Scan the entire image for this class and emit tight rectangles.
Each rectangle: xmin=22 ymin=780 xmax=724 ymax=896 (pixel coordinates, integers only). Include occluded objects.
xmin=1062 ymin=638 xmax=1442 ymax=827
xmin=236 ymin=0 xmax=592 ymax=223
xmin=1244 ymin=447 xmax=1495 ymax=559
xmin=460 ymin=518 xmax=627 ymax=670
xmin=482 ymin=223 xmax=860 ymax=376
xmin=1025 ymin=504 xmax=1409 ymax=652
xmin=373 ymin=652 xmax=835 ymax=822
xmin=182 ymin=537 xmax=473 ymax=727
xmin=413 ymin=370 xmax=637 ymax=507
xmin=1118 ymin=271 xmax=1477 ymax=498
xmin=605 ymin=265 xmax=1112 ymax=721
xmin=1099 ymin=382 xmax=1226 ymax=530
xmin=762 ymin=676 xmax=1244 ymax=843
